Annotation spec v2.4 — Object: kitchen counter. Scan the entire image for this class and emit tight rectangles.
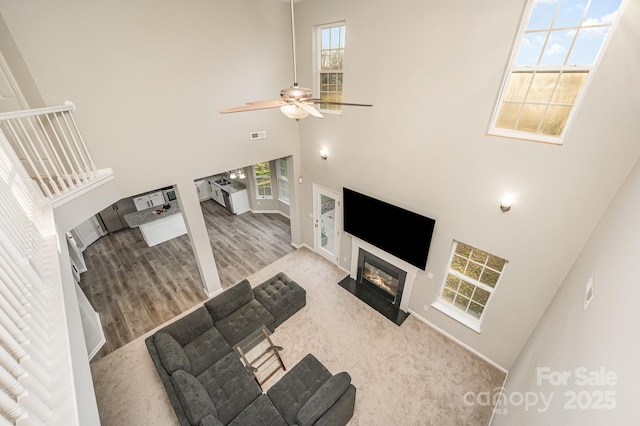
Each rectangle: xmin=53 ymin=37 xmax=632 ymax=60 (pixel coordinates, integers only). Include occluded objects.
xmin=123 ymin=200 xmax=187 ymax=247
xmin=123 ymin=200 xmax=182 ymax=228
xmin=207 ymin=177 xmax=246 ymax=194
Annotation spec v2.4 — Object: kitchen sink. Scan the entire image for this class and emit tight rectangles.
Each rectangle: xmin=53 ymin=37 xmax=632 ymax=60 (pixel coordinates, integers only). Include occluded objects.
xmin=215 ymin=179 xmax=230 ymax=185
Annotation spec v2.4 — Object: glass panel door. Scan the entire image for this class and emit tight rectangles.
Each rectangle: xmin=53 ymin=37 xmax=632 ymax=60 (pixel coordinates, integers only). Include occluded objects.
xmin=313 ymin=185 xmax=340 ymax=264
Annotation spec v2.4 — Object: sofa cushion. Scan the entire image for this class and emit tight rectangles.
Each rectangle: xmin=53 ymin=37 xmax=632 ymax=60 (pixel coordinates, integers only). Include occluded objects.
xmin=182 ymin=328 xmax=232 ymax=376
xmin=199 ymin=415 xmax=224 ymax=426
xmin=267 ymin=354 xmax=332 ymax=425
xmin=228 ymin=394 xmax=288 ymax=426
xmin=205 ymin=279 xmax=254 ymax=322
xmin=214 ymin=299 xmax=275 ymax=346
xmin=295 ymin=372 xmax=352 ymax=426
xmin=154 ymin=331 xmax=191 ymax=374
xmin=162 ymin=306 xmax=215 ymax=346
xmin=197 ymin=352 xmax=262 ymax=424
xmin=171 ymin=370 xmax=218 ymax=425
xmin=253 ymin=273 xmax=306 ymax=328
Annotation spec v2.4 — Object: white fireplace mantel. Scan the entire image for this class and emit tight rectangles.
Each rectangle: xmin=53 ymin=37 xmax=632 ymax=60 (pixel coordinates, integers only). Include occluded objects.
xmin=349 ymin=237 xmax=418 ymax=312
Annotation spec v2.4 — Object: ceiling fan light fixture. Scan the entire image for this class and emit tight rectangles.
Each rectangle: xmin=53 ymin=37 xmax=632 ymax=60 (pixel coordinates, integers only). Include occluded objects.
xmin=280 ymin=103 xmax=309 ymax=120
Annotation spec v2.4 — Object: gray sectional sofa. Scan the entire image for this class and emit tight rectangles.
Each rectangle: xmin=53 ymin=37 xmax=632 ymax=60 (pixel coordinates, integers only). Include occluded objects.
xmin=146 ymin=272 xmax=356 ymax=426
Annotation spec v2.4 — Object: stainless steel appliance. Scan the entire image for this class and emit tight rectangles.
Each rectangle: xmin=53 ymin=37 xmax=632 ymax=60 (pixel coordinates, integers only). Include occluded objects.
xmin=97 ymin=198 xmax=137 ymax=233
xmin=162 ymin=186 xmax=177 ymax=203
xmin=222 ymin=189 xmax=233 ymax=213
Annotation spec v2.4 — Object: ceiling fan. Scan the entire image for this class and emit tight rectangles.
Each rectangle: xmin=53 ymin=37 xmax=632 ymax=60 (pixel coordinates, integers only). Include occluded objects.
xmin=219 ymin=0 xmax=372 ymax=120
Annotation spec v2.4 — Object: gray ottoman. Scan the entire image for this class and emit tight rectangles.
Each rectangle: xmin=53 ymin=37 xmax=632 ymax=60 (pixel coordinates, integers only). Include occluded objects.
xmin=253 ymin=272 xmax=306 ymax=328
xmin=267 ymin=354 xmax=356 ymax=426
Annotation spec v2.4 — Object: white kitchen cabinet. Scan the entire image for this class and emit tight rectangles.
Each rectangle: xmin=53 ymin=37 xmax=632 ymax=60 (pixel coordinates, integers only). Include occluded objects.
xmin=195 ymin=179 xmax=210 ymax=202
xmin=229 ymin=189 xmax=249 ymax=215
xmin=133 ymin=191 xmax=164 ymax=211
xmin=208 ymin=181 xmax=225 ymax=206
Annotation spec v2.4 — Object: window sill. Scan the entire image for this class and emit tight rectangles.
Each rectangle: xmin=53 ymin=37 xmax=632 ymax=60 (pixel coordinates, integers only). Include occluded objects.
xmin=319 ymin=110 xmax=343 ymax=117
xmin=277 ymin=198 xmax=289 ymax=206
xmin=431 ymin=301 xmax=482 ymax=334
xmin=487 ymin=128 xmax=564 ymax=145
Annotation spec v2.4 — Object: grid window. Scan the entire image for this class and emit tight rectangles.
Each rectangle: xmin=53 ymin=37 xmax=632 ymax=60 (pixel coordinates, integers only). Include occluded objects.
xmin=253 ymin=162 xmax=272 ymax=199
xmin=436 ymin=242 xmax=507 ymax=329
xmin=489 ymin=0 xmax=625 ymax=143
xmin=318 ymin=23 xmax=345 ymax=113
xmin=277 ymin=158 xmax=289 ymax=202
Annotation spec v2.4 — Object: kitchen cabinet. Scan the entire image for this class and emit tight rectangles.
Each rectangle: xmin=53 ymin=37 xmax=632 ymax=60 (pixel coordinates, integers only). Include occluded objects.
xmin=208 ymin=180 xmax=225 ymax=206
xmin=123 ymin=201 xmax=187 ymax=247
xmin=229 ymin=189 xmax=250 ymax=215
xmin=195 ymin=179 xmax=210 ymax=202
xmin=133 ymin=191 xmax=164 ymax=211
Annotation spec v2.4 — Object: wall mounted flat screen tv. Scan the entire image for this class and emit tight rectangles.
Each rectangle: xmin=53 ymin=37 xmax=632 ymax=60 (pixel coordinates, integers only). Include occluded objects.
xmin=343 ymin=187 xmax=435 ymax=270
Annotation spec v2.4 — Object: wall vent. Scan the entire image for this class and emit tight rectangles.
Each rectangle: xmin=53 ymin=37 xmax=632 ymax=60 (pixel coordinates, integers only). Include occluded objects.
xmin=250 ymin=130 xmax=267 ymax=140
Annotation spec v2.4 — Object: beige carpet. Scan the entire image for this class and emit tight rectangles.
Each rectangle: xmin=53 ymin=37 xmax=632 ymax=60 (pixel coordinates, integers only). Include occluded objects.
xmin=90 ymin=247 xmax=505 ymax=426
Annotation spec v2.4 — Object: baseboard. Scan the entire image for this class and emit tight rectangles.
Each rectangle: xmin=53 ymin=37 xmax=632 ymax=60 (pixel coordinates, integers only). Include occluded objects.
xmin=88 ymin=311 xmax=106 ymax=361
xmin=489 ymin=370 xmax=509 ymax=425
xmin=205 ymin=286 xmax=225 ymax=298
xmin=407 ymin=309 xmax=508 ymax=374
xmin=249 ymin=209 xmax=289 ymax=219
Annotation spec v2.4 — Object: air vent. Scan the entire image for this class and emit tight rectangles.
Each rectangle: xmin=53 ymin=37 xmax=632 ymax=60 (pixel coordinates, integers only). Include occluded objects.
xmin=250 ymin=130 xmax=267 ymax=140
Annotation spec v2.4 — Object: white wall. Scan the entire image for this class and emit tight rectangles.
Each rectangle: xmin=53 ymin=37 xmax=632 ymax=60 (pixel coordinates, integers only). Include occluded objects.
xmin=492 ymin=156 xmax=640 ymax=424
xmin=0 ymin=0 xmax=301 ymax=198
xmin=292 ymin=0 xmax=640 ymax=368
xmin=3 ymin=0 xmax=640 ymax=372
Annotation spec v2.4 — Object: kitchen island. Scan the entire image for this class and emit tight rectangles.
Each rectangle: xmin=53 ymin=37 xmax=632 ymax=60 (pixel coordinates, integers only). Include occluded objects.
xmin=123 ymin=200 xmax=187 ymax=247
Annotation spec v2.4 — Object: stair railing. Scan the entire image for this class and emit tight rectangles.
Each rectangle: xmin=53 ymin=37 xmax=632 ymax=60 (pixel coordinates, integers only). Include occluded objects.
xmin=0 ymin=101 xmax=98 ymax=201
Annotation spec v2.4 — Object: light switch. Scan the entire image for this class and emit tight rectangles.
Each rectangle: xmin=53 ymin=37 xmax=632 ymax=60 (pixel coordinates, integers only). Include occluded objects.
xmin=584 ymin=273 xmax=595 ymax=310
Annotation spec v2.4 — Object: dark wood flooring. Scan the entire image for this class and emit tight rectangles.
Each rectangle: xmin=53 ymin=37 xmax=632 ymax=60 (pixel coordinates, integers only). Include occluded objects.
xmin=80 ymin=200 xmax=294 ymax=361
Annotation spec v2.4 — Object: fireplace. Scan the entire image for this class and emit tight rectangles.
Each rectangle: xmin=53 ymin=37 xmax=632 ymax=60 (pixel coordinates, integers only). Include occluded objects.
xmin=339 ymin=241 xmax=416 ymax=326
xmin=357 ymin=249 xmax=407 ymax=304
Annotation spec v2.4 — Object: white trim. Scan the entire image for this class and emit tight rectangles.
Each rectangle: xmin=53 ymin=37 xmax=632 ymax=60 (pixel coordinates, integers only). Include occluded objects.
xmin=205 ymin=286 xmax=225 ymax=299
xmin=51 ymin=169 xmax=114 ymax=208
xmin=312 ymin=184 xmax=341 ymax=265
xmin=431 ymin=301 xmax=482 ymax=333
xmin=408 ymin=308 xmax=508 ymax=373
xmin=314 ymin=21 xmax=346 ymax=115
xmin=349 ymin=237 xmax=417 ymax=313
xmin=87 ymin=310 xmax=106 ymax=361
xmin=487 ymin=0 xmax=628 ymax=143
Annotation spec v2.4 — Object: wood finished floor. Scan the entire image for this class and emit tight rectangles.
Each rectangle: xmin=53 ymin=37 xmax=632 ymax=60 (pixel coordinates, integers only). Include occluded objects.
xmin=80 ymin=200 xmax=294 ymax=361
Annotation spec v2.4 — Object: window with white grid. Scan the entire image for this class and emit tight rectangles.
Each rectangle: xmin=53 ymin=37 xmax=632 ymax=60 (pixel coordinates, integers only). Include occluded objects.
xmin=253 ymin=162 xmax=273 ymax=199
xmin=276 ymin=158 xmax=289 ymax=203
xmin=489 ymin=0 xmax=626 ymax=144
xmin=433 ymin=241 xmax=507 ymax=331
xmin=317 ymin=22 xmax=346 ymax=113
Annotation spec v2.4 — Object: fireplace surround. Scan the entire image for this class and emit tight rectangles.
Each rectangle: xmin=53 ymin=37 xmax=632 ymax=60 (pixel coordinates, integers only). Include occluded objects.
xmin=357 ymin=249 xmax=407 ymax=303
xmin=338 ymin=238 xmax=419 ymax=325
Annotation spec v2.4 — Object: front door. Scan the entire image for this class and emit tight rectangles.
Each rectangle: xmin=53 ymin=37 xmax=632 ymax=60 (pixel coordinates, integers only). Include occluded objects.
xmin=313 ymin=185 xmax=340 ymax=264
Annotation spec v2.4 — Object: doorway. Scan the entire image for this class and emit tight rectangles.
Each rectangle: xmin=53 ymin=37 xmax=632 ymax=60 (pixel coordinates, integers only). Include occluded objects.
xmin=313 ymin=184 xmax=341 ymax=264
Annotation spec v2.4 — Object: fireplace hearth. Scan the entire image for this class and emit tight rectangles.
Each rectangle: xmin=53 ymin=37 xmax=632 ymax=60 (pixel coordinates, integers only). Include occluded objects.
xmin=338 ymin=249 xmax=410 ymax=325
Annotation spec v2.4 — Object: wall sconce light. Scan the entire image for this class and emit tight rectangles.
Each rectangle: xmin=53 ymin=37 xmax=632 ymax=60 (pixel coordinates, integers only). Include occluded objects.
xmin=320 ymin=149 xmax=328 ymax=160
xmin=500 ymin=194 xmax=514 ymax=212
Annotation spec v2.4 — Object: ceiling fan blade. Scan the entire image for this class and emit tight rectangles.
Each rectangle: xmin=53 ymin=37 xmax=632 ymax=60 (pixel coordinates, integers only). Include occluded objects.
xmin=295 ymin=101 xmax=324 ymax=119
xmin=246 ymin=100 xmax=286 ymax=106
xmin=308 ymin=99 xmax=373 ymax=107
xmin=219 ymin=100 xmax=284 ymax=114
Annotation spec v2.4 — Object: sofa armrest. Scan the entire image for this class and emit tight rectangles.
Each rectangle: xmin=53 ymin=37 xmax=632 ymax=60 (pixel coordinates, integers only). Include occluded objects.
xmin=295 ymin=372 xmax=352 ymax=426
